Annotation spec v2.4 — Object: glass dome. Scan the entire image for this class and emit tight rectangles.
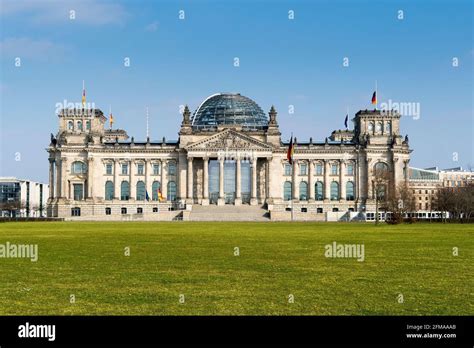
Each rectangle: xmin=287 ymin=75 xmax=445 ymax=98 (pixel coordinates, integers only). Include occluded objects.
xmin=192 ymin=93 xmax=268 ymax=129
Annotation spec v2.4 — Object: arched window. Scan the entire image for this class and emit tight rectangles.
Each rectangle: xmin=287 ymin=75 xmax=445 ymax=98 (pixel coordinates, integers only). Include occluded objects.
xmin=68 ymin=121 xmax=74 ymax=130
xmin=374 ymin=162 xmax=389 ymax=176
xmin=77 ymin=121 xmax=83 ymax=131
xmin=315 ymin=181 xmax=323 ymax=200
xmin=283 ymin=181 xmax=292 ymax=201
xmin=105 ymin=181 xmax=114 ymax=200
xmin=167 ymin=181 xmax=177 ymax=201
xmin=299 ymin=181 xmax=308 ymax=201
xmin=121 ymin=181 xmax=130 ymax=201
xmin=136 ymin=181 xmax=146 ymax=201
xmin=86 ymin=120 xmax=91 ymax=130
xmin=385 ymin=121 xmax=391 ymax=133
xmin=152 ymin=181 xmax=161 ymax=201
xmin=330 ymin=182 xmax=339 ymax=201
xmin=71 ymin=161 xmax=87 ymax=174
xmin=368 ymin=122 xmax=374 ymax=133
xmin=376 ymin=122 xmax=382 ymax=133
xmin=346 ymin=181 xmax=355 ymax=201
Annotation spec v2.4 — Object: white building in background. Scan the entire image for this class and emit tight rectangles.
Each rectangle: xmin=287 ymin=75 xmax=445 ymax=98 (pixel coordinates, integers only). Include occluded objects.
xmin=46 ymin=93 xmax=413 ymax=221
xmin=0 ymin=177 xmax=49 ymax=217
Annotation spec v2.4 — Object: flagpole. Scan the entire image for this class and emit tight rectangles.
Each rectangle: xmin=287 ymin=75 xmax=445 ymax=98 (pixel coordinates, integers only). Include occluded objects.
xmin=375 ymin=80 xmax=378 ymax=110
xmin=291 ymin=133 xmax=294 ymax=222
xmin=146 ymin=106 xmax=149 ymax=139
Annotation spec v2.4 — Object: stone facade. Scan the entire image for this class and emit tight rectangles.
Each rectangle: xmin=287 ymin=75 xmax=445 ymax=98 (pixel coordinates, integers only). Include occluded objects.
xmin=46 ymin=94 xmax=412 ymax=220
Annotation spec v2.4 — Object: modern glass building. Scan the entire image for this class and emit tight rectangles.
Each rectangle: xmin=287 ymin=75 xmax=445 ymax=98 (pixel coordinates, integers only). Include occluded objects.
xmin=0 ymin=177 xmax=49 ymax=217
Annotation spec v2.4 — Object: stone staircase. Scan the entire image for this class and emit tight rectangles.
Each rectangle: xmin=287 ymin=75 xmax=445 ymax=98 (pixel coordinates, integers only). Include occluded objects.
xmin=188 ymin=204 xmax=270 ymax=221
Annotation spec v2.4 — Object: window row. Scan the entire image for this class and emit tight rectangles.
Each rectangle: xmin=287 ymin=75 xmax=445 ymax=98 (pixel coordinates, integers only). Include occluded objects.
xmin=367 ymin=121 xmax=391 ymax=134
xmin=71 ymin=161 xmax=177 ymax=176
xmin=283 ymin=181 xmax=355 ymax=201
xmin=72 ymin=206 xmax=163 ymax=216
xmin=284 ymin=162 xmax=355 ymax=176
xmin=105 ymin=180 xmax=177 ymax=201
xmin=67 ymin=120 xmax=91 ymax=131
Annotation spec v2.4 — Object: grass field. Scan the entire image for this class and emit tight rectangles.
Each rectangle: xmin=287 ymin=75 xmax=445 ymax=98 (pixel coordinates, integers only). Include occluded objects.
xmin=0 ymin=222 xmax=472 ymax=315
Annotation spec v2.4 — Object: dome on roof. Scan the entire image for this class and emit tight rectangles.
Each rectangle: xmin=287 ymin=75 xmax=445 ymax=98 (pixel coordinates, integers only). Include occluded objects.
xmin=192 ymin=93 xmax=268 ymax=128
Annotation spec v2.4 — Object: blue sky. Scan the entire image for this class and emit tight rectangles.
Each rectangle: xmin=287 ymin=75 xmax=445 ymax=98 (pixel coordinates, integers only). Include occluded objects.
xmin=1 ymin=0 xmax=472 ymax=183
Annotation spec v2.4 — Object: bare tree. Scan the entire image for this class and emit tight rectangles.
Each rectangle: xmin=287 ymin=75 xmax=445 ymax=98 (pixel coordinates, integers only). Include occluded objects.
xmin=385 ymin=182 xmax=416 ymax=224
xmin=373 ymin=163 xmax=391 ymax=225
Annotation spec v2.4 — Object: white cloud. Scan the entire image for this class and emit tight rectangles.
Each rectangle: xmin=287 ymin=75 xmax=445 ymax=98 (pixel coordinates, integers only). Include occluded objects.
xmin=0 ymin=0 xmax=128 ymax=26
xmin=0 ymin=37 xmax=70 ymax=61
xmin=145 ymin=21 xmax=159 ymax=32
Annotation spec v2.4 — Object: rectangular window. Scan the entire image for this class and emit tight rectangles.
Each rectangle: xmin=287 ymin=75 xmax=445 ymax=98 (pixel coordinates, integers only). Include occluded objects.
xmin=152 ymin=207 xmax=158 ymax=213
xmin=347 ymin=164 xmax=354 ymax=175
xmin=137 ymin=163 xmax=144 ymax=175
xmin=153 ymin=164 xmax=160 ymax=175
xmin=73 ymin=184 xmax=83 ymax=200
xmin=301 ymin=207 xmax=307 ymax=213
xmin=121 ymin=207 xmax=127 ymax=214
xmin=299 ymin=164 xmax=308 ymax=175
xmin=71 ymin=207 xmax=81 ymax=216
xmin=316 ymin=163 xmax=323 ymax=175
xmin=105 ymin=207 xmax=111 ymax=215
xmin=317 ymin=207 xmax=323 ymax=213
xmin=168 ymin=162 xmax=176 ymax=175
xmin=106 ymin=164 xmax=113 ymax=175
xmin=121 ymin=164 xmax=128 ymax=175
xmin=331 ymin=164 xmax=338 ymax=175
xmin=137 ymin=207 xmax=143 ymax=214
xmin=284 ymin=164 xmax=292 ymax=176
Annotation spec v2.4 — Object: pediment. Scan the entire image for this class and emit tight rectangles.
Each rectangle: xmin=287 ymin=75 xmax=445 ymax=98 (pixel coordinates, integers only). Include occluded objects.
xmin=186 ymin=129 xmax=272 ymax=151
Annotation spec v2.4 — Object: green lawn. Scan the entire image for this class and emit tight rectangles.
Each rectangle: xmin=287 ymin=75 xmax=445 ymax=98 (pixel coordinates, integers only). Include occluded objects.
xmin=0 ymin=222 xmax=472 ymax=315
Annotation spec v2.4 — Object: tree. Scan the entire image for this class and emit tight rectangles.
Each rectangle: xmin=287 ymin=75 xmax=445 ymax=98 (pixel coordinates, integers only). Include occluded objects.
xmin=385 ymin=182 xmax=416 ymax=224
xmin=373 ymin=162 xmax=391 ymax=225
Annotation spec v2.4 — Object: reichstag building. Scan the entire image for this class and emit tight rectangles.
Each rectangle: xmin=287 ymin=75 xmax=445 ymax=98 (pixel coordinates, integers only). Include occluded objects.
xmin=47 ymin=93 xmax=411 ymax=220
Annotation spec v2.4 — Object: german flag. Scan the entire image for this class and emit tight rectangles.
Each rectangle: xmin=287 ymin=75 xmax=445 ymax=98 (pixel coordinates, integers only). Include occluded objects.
xmin=371 ymin=91 xmax=377 ymax=105
xmin=158 ymin=187 xmax=164 ymax=201
xmin=287 ymin=135 xmax=295 ymax=165
xmin=82 ymin=81 xmax=86 ymax=106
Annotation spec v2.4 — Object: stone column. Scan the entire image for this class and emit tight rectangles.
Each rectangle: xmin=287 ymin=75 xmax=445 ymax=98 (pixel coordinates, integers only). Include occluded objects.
xmin=250 ymin=157 xmax=258 ymax=205
xmin=218 ymin=157 xmax=225 ymax=205
xmin=292 ymin=161 xmax=299 ymax=200
xmin=87 ymin=157 xmax=94 ymax=199
xmin=309 ymin=160 xmax=315 ymax=201
xmin=265 ymin=157 xmax=272 ymax=200
xmin=355 ymin=159 xmax=360 ymax=202
xmin=340 ymin=160 xmax=346 ymax=201
xmin=145 ymin=160 xmax=151 ymax=200
xmin=129 ymin=160 xmax=135 ymax=200
xmin=235 ymin=156 xmax=242 ymax=205
xmin=187 ymin=157 xmax=193 ymax=202
xmin=161 ymin=160 xmax=167 ymax=201
xmin=114 ymin=159 xmax=120 ymax=200
xmin=55 ymin=158 xmax=62 ymax=199
xmin=48 ymin=159 xmax=55 ymax=199
xmin=61 ymin=158 xmax=68 ymax=200
xmin=202 ymin=157 xmax=209 ymax=205
xmin=324 ymin=160 xmax=330 ymax=201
